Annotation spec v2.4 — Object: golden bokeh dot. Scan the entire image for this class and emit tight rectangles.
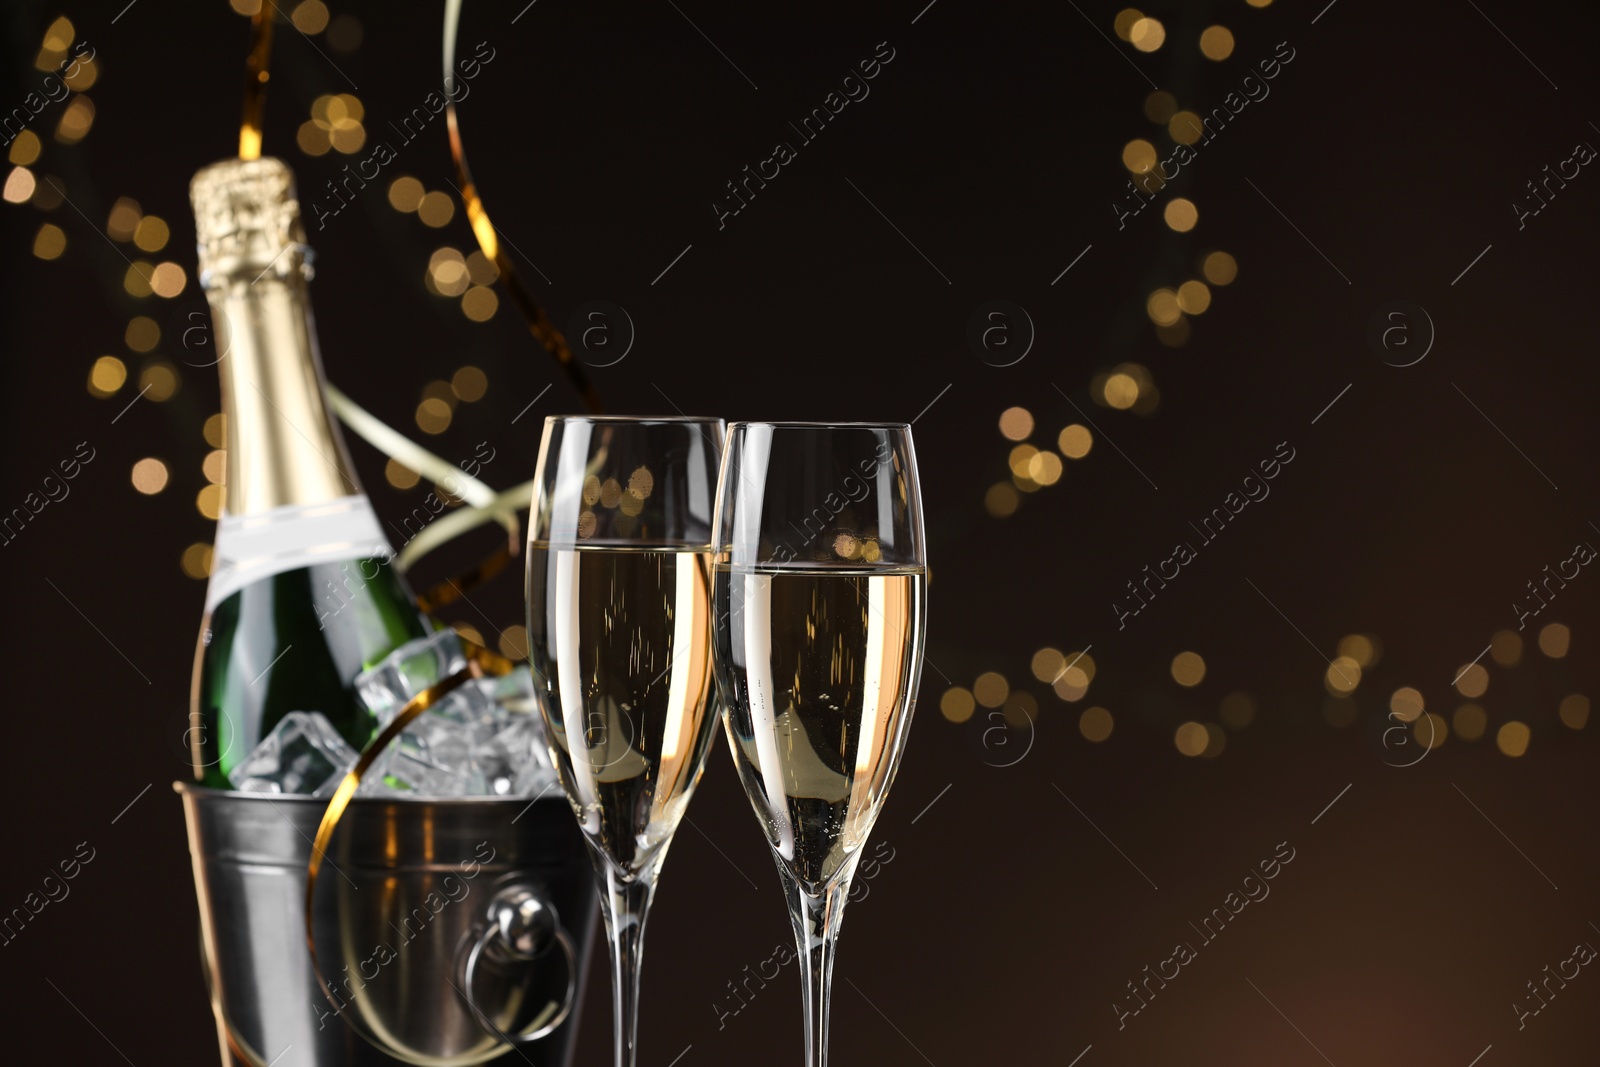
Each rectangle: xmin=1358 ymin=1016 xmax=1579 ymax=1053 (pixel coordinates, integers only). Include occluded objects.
xmin=466 ymin=251 xmax=500 ymax=286
xmin=599 ymin=478 xmax=623 ymax=509
xmin=1146 ymin=288 xmax=1182 ymax=326
xmin=1174 ymin=721 xmax=1208 ymax=756
xmin=3 ymin=166 xmax=36 ymax=204
xmin=1336 ymin=633 xmax=1378 ymax=668
xmin=196 ymin=484 xmax=226 ymax=520
xmin=1389 ymin=686 xmax=1424 ymax=723
xmin=1246 ymin=0 xmax=1274 ymax=7
xmin=984 ymin=482 xmax=1019 ymax=518
xmin=451 ymin=622 xmax=485 ymax=648
xmin=1058 ymin=424 xmax=1093 ymax=459
xmin=63 ymin=57 xmax=97 ymax=91
xmin=1164 ymin=197 xmax=1199 ymax=233
xmin=1537 ymin=622 xmax=1569 ymax=658
xmin=88 ymin=355 xmax=126 ymax=397
xmin=1002 ymin=691 xmax=1038 ymax=727
xmin=1143 ymin=90 xmax=1177 ymax=123
xmin=180 ymin=543 xmax=214 ymax=580
xmin=203 ymin=412 xmax=226 ymax=448
xmin=229 ymin=0 xmax=261 ymax=16
xmin=296 ymin=120 xmax=331 ymax=157
xmin=1103 ymin=372 xmax=1140 ymax=409
xmin=421 ymin=379 xmax=458 ymax=410
xmin=1113 ymin=8 xmax=1145 ymax=41
xmin=461 ymin=285 xmax=499 ymax=322
xmin=41 ymin=15 xmax=74 ymax=52
xmin=1168 ymin=111 xmax=1203 ymax=145
xmin=940 ymin=686 xmax=976 ymax=723
xmin=123 ymin=261 xmax=155 ymax=296
xmin=415 ymin=398 xmax=453 ymax=435
xmin=9 ymin=130 xmax=42 ymax=166
xmin=1325 ymin=656 xmax=1361 ymax=694
xmin=998 ymin=406 xmax=1034 ymax=441
xmin=384 ymin=458 xmax=420 ymax=489
xmin=1202 ymin=250 xmax=1238 ymax=285
xmin=1031 ymin=648 xmax=1065 ymax=684
xmin=1199 ymin=25 xmax=1235 ymax=60
xmin=150 ymin=261 xmax=187 ymax=298
xmin=1489 ymin=629 xmax=1522 ymax=667
xmin=1453 ymin=703 xmax=1487 ymax=741
xmin=428 ymin=247 xmax=470 ymax=296
xmin=1454 ymin=662 xmax=1489 ymax=699
xmin=133 ymin=216 xmax=169 ymax=252
xmin=498 ymin=624 xmax=530 ymax=661
xmin=107 ymin=197 xmax=141 ymax=241
xmin=1122 ymin=139 xmax=1157 ymax=174
xmin=1558 ymin=694 xmax=1590 ymax=730
xmin=1176 ymin=279 xmax=1211 ymax=314
xmin=33 ymin=223 xmax=66 ymax=260
xmin=1170 ymin=650 xmax=1206 ymax=687
xmin=1028 ymin=450 xmax=1064 ymax=486
xmin=388 ymin=176 xmax=425 ymax=212
xmin=130 ymin=457 xmax=168 ymax=495
xmin=859 ymin=539 xmax=882 ymax=563
xmin=1414 ymin=712 xmax=1448 ymax=750
xmin=451 ymin=365 xmax=488 ymax=402
xmin=972 ymin=671 xmax=1009 ymax=708
xmin=140 ymin=361 xmax=179 ymax=401
xmin=628 ymin=466 xmax=655 ymax=499
xmin=1130 ymin=16 xmax=1166 ymax=52
xmin=1219 ymin=691 xmax=1256 ymax=729
xmin=1052 ymin=665 xmax=1090 ymax=702
xmin=1201 ymin=723 xmax=1227 ymax=758
xmin=292 ymin=0 xmax=330 ymax=34
xmin=1495 ymin=720 xmax=1530 ymax=757
xmin=576 ymin=510 xmax=597 ymax=538
xmin=329 ymin=123 xmax=367 ymax=155
xmin=202 ymin=449 xmax=226 ymax=485
xmin=55 ymin=96 xmax=95 ymax=143
xmin=1007 ymin=443 xmax=1039 ymax=478
xmin=417 ymin=191 xmax=455 ymax=227
xmin=1080 ymin=706 xmax=1114 ymax=742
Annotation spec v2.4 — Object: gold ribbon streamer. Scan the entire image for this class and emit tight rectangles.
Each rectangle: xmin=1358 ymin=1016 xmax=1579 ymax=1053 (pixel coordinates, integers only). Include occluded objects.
xmin=442 ymin=0 xmax=603 ymax=414
xmin=303 ymin=637 xmax=515 ymax=1016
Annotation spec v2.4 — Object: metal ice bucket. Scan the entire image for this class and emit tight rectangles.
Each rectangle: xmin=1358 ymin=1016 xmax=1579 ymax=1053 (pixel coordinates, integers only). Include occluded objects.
xmin=178 ymin=784 xmax=597 ymax=1066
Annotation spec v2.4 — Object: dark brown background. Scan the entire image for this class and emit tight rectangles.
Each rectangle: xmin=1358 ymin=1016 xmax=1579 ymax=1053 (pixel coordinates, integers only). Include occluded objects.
xmin=3 ymin=0 xmax=1597 ymax=1063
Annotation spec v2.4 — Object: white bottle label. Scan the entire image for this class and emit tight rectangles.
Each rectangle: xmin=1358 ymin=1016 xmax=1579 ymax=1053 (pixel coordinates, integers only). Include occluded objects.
xmin=204 ymin=495 xmax=392 ymax=613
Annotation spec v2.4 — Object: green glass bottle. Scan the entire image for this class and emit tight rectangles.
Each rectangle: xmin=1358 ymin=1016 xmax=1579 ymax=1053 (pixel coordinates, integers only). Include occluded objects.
xmin=188 ymin=157 xmax=429 ymax=789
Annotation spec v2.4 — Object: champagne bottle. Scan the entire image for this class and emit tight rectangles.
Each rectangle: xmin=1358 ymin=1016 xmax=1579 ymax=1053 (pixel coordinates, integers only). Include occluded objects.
xmin=188 ymin=156 xmax=429 ymax=789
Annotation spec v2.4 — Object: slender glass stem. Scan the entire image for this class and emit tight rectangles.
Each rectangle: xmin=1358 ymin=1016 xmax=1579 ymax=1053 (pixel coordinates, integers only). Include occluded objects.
xmin=596 ymin=858 xmax=658 ymax=1067
xmin=779 ymin=865 xmax=852 ymax=1067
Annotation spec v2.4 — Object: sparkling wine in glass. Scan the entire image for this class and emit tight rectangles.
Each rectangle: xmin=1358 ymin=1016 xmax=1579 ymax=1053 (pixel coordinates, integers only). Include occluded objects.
xmin=526 ymin=416 xmax=724 ymax=1067
xmin=711 ymin=422 xmax=927 ymax=1067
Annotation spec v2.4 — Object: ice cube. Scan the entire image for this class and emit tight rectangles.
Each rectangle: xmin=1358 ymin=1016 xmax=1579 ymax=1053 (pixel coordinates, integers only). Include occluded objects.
xmin=229 ymin=711 xmax=357 ymax=796
xmin=355 ymin=630 xmax=467 ymax=724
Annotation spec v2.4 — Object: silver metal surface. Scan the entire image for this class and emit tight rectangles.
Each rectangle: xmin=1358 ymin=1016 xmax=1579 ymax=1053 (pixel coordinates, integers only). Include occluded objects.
xmin=178 ymin=784 xmax=596 ymax=1066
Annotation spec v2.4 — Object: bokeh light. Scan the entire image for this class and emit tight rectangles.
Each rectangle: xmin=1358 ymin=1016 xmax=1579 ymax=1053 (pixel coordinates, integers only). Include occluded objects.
xmin=1454 ymin=662 xmax=1488 ymax=698
xmin=1080 ymin=707 xmax=1114 ymax=742
xmin=1219 ymin=691 xmax=1256 ymax=729
xmin=1389 ymin=687 xmax=1424 ymax=723
xmin=1170 ymin=651 xmax=1206 ymax=687
xmin=1558 ymin=694 xmax=1589 ymax=730
xmin=1058 ymin=424 xmax=1093 ymax=459
xmin=130 ymin=458 xmax=168 ymax=495
xmin=1199 ymin=25 xmax=1235 ymax=60
xmin=1453 ymin=703 xmax=1487 ymax=741
xmin=1202 ymin=251 xmax=1238 ymax=285
xmin=973 ymin=672 xmax=1009 ymax=708
xmin=940 ymin=687 xmax=976 ymax=723
xmin=998 ymin=406 xmax=1034 ymax=441
xmin=1537 ymin=622 xmax=1569 ymax=658
xmin=1495 ymin=721 xmax=1530 ymax=757
xmin=1489 ymin=629 xmax=1522 ymax=667
xmin=1164 ymin=198 xmax=1198 ymax=232
xmin=1174 ymin=721 xmax=1208 ymax=756
xmin=88 ymin=355 xmax=126 ymax=397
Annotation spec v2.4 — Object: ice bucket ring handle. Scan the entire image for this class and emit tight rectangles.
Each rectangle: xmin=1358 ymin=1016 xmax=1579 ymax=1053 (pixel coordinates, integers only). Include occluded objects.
xmin=459 ymin=884 xmax=579 ymax=1044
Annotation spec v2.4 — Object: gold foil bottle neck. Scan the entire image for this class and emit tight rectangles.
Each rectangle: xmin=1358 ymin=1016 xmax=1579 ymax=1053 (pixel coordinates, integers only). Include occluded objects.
xmin=190 ymin=156 xmax=307 ymax=282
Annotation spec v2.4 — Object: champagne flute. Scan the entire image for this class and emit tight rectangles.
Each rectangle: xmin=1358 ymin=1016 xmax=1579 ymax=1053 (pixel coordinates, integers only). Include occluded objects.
xmin=710 ymin=422 xmax=927 ymax=1067
xmin=526 ymin=416 xmax=724 ymax=1067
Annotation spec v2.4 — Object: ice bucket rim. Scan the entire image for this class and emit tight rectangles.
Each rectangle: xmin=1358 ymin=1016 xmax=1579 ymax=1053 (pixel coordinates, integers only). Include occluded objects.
xmin=173 ymin=780 xmax=564 ymax=809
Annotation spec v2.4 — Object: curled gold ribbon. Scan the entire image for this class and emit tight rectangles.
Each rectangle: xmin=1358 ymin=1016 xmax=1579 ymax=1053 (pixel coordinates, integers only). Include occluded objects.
xmin=303 ymin=637 xmax=515 ymax=1016
xmin=442 ymin=0 xmax=603 ymax=414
